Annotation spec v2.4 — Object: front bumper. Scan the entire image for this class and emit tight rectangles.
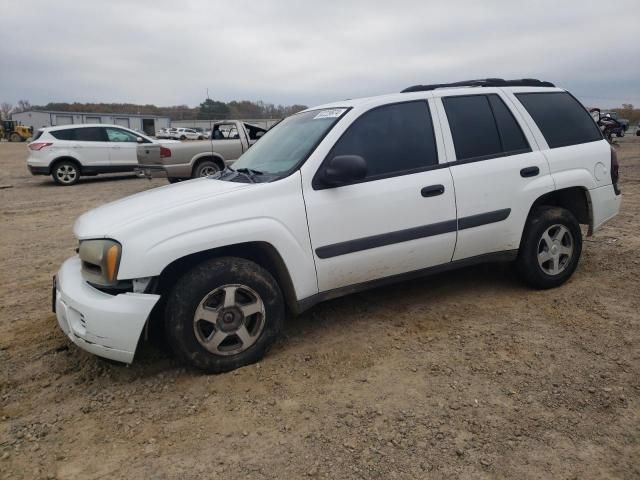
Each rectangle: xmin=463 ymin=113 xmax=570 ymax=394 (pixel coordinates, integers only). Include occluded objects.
xmin=54 ymin=256 xmax=160 ymax=364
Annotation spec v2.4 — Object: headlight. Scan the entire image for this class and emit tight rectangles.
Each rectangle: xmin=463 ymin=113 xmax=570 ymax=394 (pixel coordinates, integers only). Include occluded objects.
xmin=78 ymin=239 xmax=122 ymax=286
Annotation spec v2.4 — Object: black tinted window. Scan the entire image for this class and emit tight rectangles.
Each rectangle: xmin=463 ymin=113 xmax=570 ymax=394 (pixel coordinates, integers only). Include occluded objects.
xmin=516 ymin=92 xmax=602 ymax=148
xmin=75 ymin=127 xmax=106 ymax=141
xmin=50 ymin=129 xmax=74 ymax=140
xmin=443 ymin=95 xmax=502 ymax=160
xmin=330 ymin=101 xmax=438 ymax=178
xmin=444 ymin=95 xmax=530 ymax=161
xmin=488 ymin=95 xmax=530 ymax=153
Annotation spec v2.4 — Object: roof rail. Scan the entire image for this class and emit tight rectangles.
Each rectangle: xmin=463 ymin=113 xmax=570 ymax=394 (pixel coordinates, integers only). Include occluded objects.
xmin=401 ymin=78 xmax=555 ymax=93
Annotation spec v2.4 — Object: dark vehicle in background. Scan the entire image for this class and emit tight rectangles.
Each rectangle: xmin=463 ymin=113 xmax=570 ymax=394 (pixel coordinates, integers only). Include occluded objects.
xmin=590 ymin=108 xmax=627 ymax=141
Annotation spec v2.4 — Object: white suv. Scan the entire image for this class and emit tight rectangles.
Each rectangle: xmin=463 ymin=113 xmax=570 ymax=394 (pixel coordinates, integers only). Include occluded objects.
xmin=172 ymin=128 xmax=204 ymax=140
xmin=52 ymin=79 xmax=621 ymax=373
xmin=27 ymin=124 xmax=160 ymax=186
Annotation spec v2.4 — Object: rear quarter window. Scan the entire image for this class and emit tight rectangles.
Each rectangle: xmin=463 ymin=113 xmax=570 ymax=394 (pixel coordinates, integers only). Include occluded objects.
xmin=516 ymin=92 xmax=603 ymax=148
xmin=50 ymin=129 xmax=75 ymax=140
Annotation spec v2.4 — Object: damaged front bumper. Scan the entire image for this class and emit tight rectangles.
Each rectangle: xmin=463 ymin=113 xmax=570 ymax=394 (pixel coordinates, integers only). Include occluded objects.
xmin=53 ymin=256 xmax=160 ymax=364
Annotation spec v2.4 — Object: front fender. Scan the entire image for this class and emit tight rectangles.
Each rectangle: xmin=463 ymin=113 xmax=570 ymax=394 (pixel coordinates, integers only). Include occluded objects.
xmin=118 ymin=217 xmax=318 ymax=301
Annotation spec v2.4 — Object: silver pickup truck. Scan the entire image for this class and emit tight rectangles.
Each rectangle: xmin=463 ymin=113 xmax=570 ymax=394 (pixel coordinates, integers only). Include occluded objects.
xmin=137 ymin=120 xmax=267 ymax=182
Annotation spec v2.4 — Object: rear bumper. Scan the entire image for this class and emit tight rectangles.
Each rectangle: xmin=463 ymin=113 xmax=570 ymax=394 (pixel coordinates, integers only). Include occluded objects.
xmin=54 ymin=256 xmax=160 ymax=364
xmin=134 ymin=165 xmax=168 ymax=179
xmin=590 ymin=184 xmax=622 ymax=233
xmin=27 ymin=165 xmax=49 ymax=175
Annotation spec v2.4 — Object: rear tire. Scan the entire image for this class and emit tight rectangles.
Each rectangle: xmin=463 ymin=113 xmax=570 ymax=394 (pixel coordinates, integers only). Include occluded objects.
xmin=9 ymin=133 xmax=21 ymax=142
xmin=193 ymin=160 xmax=220 ymax=178
xmin=164 ymin=257 xmax=284 ymax=373
xmin=51 ymin=160 xmax=80 ymax=186
xmin=516 ymin=207 xmax=582 ymax=289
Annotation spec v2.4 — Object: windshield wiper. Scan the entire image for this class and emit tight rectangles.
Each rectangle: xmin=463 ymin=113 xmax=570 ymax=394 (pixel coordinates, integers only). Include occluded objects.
xmin=235 ymin=167 xmax=264 ymax=177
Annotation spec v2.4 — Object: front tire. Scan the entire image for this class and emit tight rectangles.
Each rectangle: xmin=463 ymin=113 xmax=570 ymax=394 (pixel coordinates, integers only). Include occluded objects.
xmin=164 ymin=257 xmax=284 ymax=373
xmin=51 ymin=160 xmax=80 ymax=186
xmin=9 ymin=133 xmax=22 ymax=142
xmin=516 ymin=207 xmax=582 ymax=289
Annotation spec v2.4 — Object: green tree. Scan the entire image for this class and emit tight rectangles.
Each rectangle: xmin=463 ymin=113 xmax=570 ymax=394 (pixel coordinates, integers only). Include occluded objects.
xmin=198 ymin=99 xmax=230 ymax=119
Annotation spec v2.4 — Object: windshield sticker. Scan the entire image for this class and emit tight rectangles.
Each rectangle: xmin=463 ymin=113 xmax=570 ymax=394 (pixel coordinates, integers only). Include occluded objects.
xmin=313 ymin=108 xmax=347 ymax=120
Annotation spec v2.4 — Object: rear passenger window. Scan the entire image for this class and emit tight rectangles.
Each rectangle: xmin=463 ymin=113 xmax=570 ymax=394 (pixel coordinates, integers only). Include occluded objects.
xmin=443 ymin=94 xmax=530 ymax=161
xmin=75 ymin=127 xmax=107 ymax=142
xmin=50 ymin=129 xmax=75 ymax=140
xmin=516 ymin=92 xmax=602 ymax=148
xmin=488 ymin=95 xmax=530 ymax=154
xmin=329 ymin=101 xmax=438 ymax=179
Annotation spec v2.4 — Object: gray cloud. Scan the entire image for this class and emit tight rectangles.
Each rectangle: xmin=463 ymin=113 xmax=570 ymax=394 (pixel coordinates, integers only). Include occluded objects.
xmin=1 ymin=0 xmax=638 ymax=108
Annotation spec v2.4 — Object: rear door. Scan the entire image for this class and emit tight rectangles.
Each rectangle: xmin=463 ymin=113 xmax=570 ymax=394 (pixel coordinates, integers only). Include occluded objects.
xmin=436 ymin=92 xmax=554 ymax=260
xmin=71 ymin=127 xmax=111 ymax=167
xmin=106 ymin=127 xmax=144 ymax=167
xmin=303 ymin=100 xmax=458 ymax=292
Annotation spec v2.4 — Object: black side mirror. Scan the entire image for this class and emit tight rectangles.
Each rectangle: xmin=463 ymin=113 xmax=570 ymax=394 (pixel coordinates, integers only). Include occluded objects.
xmin=321 ymin=155 xmax=367 ymax=187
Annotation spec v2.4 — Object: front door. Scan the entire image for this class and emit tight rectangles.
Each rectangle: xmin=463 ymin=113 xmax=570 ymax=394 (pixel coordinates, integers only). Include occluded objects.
xmin=302 ymin=100 xmax=458 ymax=292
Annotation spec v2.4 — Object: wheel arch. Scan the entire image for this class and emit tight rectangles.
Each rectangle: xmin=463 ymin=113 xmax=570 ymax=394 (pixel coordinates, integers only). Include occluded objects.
xmin=152 ymin=241 xmax=298 ymax=315
xmin=526 ymin=186 xmax=593 ymax=235
xmin=191 ymin=154 xmax=226 ymax=175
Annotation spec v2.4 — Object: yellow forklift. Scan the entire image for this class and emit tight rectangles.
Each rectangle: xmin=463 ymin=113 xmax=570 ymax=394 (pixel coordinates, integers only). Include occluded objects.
xmin=0 ymin=120 xmax=33 ymax=142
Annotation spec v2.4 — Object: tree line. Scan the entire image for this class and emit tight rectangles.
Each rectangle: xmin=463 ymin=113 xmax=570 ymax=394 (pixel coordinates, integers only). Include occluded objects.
xmin=0 ymin=99 xmax=307 ymax=121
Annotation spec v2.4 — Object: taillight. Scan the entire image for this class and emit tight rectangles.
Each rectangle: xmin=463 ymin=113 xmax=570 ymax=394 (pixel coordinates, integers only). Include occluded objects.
xmin=160 ymin=146 xmax=171 ymax=158
xmin=28 ymin=142 xmax=52 ymax=151
xmin=610 ymin=145 xmax=620 ymax=194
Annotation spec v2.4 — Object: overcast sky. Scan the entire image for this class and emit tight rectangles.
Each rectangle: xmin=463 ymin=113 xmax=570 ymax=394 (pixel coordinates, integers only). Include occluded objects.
xmin=1 ymin=0 xmax=638 ymax=109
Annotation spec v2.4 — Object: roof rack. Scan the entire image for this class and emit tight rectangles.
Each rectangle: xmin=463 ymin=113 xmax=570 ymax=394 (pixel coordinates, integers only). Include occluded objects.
xmin=401 ymin=78 xmax=555 ymax=93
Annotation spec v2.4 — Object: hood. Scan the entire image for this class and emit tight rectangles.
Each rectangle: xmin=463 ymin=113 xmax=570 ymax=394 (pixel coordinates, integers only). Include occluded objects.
xmin=74 ymin=178 xmax=251 ymax=239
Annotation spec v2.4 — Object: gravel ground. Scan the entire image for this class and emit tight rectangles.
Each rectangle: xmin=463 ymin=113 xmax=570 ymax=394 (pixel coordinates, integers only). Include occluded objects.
xmin=1 ymin=137 xmax=639 ymax=479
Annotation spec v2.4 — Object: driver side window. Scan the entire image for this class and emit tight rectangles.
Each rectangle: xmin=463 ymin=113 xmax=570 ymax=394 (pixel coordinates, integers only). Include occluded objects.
xmin=328 ymin=101 xmax=438 ymax=180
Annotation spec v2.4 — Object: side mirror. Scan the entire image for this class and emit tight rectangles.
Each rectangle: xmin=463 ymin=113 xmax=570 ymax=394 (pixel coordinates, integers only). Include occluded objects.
xmin=321 ymin=155 xmax=367 ymax=187
xmin=256 ymin=131 xmax=265 ymax=138
xmin=136 ymin=137 xmax=144 ymax=143
xmin=590 ymin=108 xmax=601 ymax=123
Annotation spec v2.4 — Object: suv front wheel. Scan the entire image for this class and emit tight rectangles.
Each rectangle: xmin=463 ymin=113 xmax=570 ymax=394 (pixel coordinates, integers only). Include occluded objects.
xmin=165 ymin=257 xmax=284 ymax=373
xmin=516 ymin=207 xmax=582 ymax=289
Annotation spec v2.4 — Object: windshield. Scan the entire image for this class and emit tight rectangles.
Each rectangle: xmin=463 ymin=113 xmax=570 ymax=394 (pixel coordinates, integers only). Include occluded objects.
xmin=231 ymin=108 xmax=348 ymax=175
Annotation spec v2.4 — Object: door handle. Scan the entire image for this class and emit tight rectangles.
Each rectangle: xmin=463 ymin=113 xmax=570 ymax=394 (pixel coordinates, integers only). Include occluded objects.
xmin=520 ymin=166 xmax=539 ymax=178
xmin=421 ymin=184 xmax=445 ymax=197
xmin=112 ymin=145 xmax=121 ymax=149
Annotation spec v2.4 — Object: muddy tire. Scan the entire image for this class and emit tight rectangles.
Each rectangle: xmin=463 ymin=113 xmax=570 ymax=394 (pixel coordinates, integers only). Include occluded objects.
xmin=516 ymin=207 xmax=582 ymax=289
xmin=164 ymin=257 xmax=284 ymax=373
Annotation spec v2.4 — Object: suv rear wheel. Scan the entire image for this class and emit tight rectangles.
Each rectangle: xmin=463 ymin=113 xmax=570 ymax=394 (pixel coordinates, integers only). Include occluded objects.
xmin=516 ymin=207 xmax=582 ymax=289
xmin=164 ymin=257 xmax=284 ymax=373
xmin=52 ymin=160 xmax=80 ymax=186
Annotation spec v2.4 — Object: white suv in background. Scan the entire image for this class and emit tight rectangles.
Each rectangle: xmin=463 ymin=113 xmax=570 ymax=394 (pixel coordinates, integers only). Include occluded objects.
xmin=172 ymin=128 xmax=204 ymax=140
xmin=53 ymin=79 xmax=621 ymax=373
xmin=27 ymin=124 xmax=176 ymax=186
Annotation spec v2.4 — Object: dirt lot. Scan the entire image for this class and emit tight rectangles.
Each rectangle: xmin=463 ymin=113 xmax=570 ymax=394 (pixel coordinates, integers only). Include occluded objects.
xmin=1 ymin=138 xmax=639 ymax=479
